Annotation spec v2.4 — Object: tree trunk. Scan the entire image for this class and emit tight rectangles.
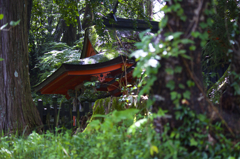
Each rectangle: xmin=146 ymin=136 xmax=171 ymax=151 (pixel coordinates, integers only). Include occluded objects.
xmin=61 ymin=22 xmax=77 ymax=46
xmin=0 ymin=0 xmax=42 ymax=133
xmin=82 ymin=0 xmax=93 ymax=30
xmin=54 ymin=19 xmax=64 ymax=42
xmin=152 ymin=0 xmax=209 ymax=133
xmin=220 ymin=16 xmax=240 ymax=134
xmin=146 ymin=0 xmax=153 ymax=20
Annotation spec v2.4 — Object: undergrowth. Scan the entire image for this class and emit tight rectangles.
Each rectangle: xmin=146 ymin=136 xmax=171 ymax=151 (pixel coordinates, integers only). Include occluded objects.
xmin=0 ymin=108 xmax=239 ymax=159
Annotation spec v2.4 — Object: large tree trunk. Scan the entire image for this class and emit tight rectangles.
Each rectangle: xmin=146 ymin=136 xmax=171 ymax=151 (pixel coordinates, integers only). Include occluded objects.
xmin=0 ymin=0 xmax=42 ymax=133
xmin=152 ymin=0 xmax=209 ymax=133
xmin=152 ymin=0 xmax=240 ymax=136
xmin=220 ymin=16 xmax=240 ymax=134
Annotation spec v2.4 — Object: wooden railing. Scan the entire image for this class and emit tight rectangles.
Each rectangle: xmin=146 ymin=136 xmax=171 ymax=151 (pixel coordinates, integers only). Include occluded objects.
xmin=37 ymin=97 xmax=91 ymax=131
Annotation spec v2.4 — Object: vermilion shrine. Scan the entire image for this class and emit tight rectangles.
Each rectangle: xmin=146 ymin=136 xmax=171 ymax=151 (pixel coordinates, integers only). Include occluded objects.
xmin=35 ymin=17 xmax=158 ymax=98
xmin=35 ymin=16 xmax=158 ymax=128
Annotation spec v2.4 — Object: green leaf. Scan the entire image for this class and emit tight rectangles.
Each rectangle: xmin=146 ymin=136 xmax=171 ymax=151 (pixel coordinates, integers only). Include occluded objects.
xmin=189 ymin=45 xmax=196 ymax=51
xmin=166 ymin=80 xmax=175 ymax=91
xmin=10 ymin=20 xmax=21 ymax=26
xmin=173 ymin=99 xmax=180 ymax=106
xmin=139 ymin=29 xmax=150 ymax=40
xmin=190 ymin=138 xmax=198 ymax=146
xmin=174 ymin=66 xmax=182 ymax=73
xmin=181 ymin=39 xmax=194 ymax=44
xmin=199 ymin=31 xmax=209 ymax=40
xmin=183 ymin=90 xmax=191 ymax=99
xmin=181 ymin=53 xmax=191 ymax=59
xmin=128 ymin=118 xmax=147 ymax=134
xmin=187 ymin=80 xmax=195 ymax=87
xmin=198 ymin=114 xmax=207 ymax=122
xmin=0 ymin=58 xmax=3 ymax=61
xmin=165 ymin=68 xmax=174 ymax=75
xmin=157 ymin=108 xmax=166 ymax=116
xmin=170 ymin=91 xmax=178 ymax=100
xmin=180 ymin=15 xmax=187 ymax=21
xmin=170 ymin=131 xmax=175 ymax=138
xmin=113 ymin=109 xmax=139 ymax=121
xmin=207 ymin=18 xmax=213 ymax=26
xmin=199 ymin=22 xmax=208 ymax=29
xmin=171 ymin=32 xmax=183 ymax=39
xmin=178 ymin=84 xmax=185 ymax=89
xmin=201 ymin=40 xmax=207 ymax=47
xmin=159 ymin=15 xmax=168 ymax=28
xmin=191 ymin=31 xmax=200 ymax=38
xmin=150 ymin=145 xmax=159 ymax=155
xmin=0 ymin=14 xmax=3 ymax=20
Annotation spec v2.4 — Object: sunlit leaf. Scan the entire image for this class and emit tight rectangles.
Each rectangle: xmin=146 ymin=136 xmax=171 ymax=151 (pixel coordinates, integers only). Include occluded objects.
xmin=190 ymin=138 xmax=198 ymax=146
xmin=130 ymin=49 xmax=148 ymax=59
xmin=0 ymin=14 xmax=4 ymax=20
xmin=170 ymin=91 xmax=178 ymax=100
xmin=150 ymin=145 xmax=159 ymax=155
xmin=0 ymin=23 xmax=8 ymax=30
xmin=10 ymin=20 xmax=21 ymax=26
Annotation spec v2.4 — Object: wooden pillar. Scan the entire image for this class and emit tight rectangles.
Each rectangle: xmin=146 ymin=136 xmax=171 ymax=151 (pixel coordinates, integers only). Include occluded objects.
xmin=84 ymin=101 xmax=89 ymax=114
xmin=76 ymin=103 xmax=80 ymax=127
xmin=62 ymin=103 xmax=68 ymax=128
xmin=69 ymin=103 xmax=73 ymax=129
xmin=46 ymin=103 xmax=50 ymax=130
xmin=52 ymin=97 xmax=57 ymax=128
xmin=37 ymin=99 xmax=43 ymax=123
xmin=72 ymin=98 xmax=77 ymax=127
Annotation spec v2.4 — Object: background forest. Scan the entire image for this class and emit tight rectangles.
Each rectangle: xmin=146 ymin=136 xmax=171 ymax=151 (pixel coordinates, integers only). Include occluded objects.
xmin=0 ymin=0 xmax=240 ymax=158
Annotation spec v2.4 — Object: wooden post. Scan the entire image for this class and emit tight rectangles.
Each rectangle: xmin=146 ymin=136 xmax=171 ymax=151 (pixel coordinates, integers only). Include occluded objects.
xmin=72 ymin=98 xmax=77 ymax=127
xmin=37 ymin=99 xmax=43 ymax=122
xmin=61 ymin=103 xmax=67 ymax=127
xmin=46 ymin=104 xmax=50 ymax=130
xmin=84 ymin=101 xmax=89 ymax=114
xmin=76 ymin=103 xmax=80 ymax=127
xmin=69 ymin=103 xmax=73 ymax=129
xmin=52 ymin=97 xmax=57 ymax=128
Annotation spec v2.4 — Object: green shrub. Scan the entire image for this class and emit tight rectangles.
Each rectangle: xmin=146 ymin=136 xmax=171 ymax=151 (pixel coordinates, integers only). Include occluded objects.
xmin=0 ymin=108 xmax=239 ymax=159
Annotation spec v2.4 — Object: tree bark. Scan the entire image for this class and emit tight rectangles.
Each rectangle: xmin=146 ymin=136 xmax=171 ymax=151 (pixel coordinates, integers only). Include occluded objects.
xmin=146 ymin=0 xmax=153 ymax=20
xmin=220 ymin=16 xmax=240 ymax=134
xmin=0 ymin=0 xmax=42 ymax=133
xmin=152 ymin=0 xmax=209 ymax=133
xmin=61 ymin=22 xmax=77 ymax=46
xmin=151 ymin=0 xmax=240 ymax=136
xmin=82 ymin=0 xmax=93 ymax=30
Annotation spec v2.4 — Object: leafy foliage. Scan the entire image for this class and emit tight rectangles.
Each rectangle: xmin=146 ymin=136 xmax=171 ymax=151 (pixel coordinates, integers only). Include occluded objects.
xmin=1 ymin=108 xmax=240 ymax=158
xmin=24 ymin=0 xmax=240 ymax=158
xmin=202 ymin=0 xmax=239 ymax=88
xmin=36 ymin=42 xmax=81 ymax=82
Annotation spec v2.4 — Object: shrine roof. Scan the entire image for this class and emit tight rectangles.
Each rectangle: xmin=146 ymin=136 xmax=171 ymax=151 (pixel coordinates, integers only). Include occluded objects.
xmin=79 ymin=52 xmax=119 ymax=65
xmin=102 ymin=17 xmax=159 ymax=32
xmin=80 ymin=17 xmax=159 ymax=59
xmin=34 ymin=56 xmax=134 ymax=97
xmin=34 ymin=17 xmax=158 ymax=98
